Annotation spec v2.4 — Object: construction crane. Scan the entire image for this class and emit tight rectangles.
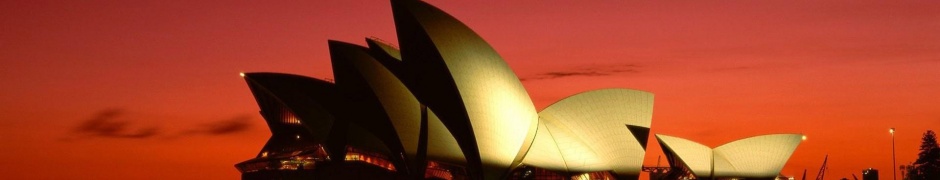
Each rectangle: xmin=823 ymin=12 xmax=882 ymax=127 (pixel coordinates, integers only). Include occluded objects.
xmin=816 ymin=155 xmax=829 ymax=180
xmin=802 ymin=169 xmax=808 ymax=180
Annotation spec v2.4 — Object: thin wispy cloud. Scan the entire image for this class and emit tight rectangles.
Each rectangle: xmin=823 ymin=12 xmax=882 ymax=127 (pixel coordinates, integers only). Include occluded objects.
xmin=182 ymin=115 xmax=253 ymax=136
xmin=64 ymin=109 xmax=255 ymax=141
xmin=707 ymin=66 xmax=753 ymax=73
xmin=68 ymin=109 xmax=161 ymax=140
xmin=522 ymin=63 xmax=641 ymax=81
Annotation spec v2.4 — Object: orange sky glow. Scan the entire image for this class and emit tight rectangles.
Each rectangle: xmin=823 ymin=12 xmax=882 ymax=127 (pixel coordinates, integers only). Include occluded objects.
xmin=2 ymin=0 xmax=939 ymax=179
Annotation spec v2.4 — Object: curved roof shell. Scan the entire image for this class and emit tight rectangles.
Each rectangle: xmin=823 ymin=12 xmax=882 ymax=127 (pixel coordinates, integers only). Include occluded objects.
xmin=242 ymin=73 xmax=393 ymax=160
xmin=712 ymin=134 xmax=803 ymax=178
xmin=390 ymin=0 xmax=539 ymax=178
xmin=243 ymin=73 xmax=339 ymax=143
xmin=329 ymin=40 xmax=466 ymax=173
xmin=524 ymin=89 xmax=654 ymax=179
xmin=656 ymin=133 xmax=803 ymax=179
xmin=655 ymin=134 xmax=714 ymax=177
xmin=329 ymin=41 xmax=417 ymax=170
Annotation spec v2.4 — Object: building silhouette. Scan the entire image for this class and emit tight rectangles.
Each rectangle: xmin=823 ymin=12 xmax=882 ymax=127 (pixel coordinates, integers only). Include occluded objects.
xmin=863 ymin=168 xmax=879 ymax=180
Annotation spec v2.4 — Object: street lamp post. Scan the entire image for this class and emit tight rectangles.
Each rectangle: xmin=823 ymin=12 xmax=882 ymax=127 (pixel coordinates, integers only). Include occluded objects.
xmin=890 ymin=128 xmax=896 ymax=180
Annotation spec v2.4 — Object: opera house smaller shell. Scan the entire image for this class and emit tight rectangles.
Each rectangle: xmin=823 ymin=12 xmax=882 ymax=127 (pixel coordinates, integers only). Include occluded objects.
xmin=656 ymin=134 xmax=804 ymax=180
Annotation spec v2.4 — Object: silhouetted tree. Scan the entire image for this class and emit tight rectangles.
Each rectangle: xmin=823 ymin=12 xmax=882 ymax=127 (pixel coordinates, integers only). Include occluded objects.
xmin=907 ymin=130 xmax=939 ymax=180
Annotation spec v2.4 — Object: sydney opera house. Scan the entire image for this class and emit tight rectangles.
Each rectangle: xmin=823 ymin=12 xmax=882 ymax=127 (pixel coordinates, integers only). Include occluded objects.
xmin=234 ymin=0 xmax=804 ymax=180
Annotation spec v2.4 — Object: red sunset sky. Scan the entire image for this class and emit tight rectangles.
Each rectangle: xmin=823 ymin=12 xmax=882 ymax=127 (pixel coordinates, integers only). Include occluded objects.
xmin=2 ymin=0 xmax=939 ymax=179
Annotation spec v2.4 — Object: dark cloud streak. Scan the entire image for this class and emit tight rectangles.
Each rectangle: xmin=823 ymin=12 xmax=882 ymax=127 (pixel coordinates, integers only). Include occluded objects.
xmin=707 ymin=66 xmax=752 ymax=73
xmin=183 ymin=115 xmax=253 ymax=136
xmin=70 ymin=109 xmax=161 ymax=139
xmin=522 ymin=63 xmax=640 ymax=81
xmin=66 ymin=109 xmax=254 ymax=141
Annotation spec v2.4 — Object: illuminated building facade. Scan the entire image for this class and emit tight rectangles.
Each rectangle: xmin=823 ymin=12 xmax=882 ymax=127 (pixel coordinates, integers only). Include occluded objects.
xmin=235 ymin=0 xmax=803 ymax=180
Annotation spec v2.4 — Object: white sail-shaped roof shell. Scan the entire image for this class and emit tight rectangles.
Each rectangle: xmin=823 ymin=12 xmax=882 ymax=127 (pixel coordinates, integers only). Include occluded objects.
xmin=336 ymin=42 xmax=421 ymax=157
xmin=391 ymin=1 xmax=539 ymax=178
xmin=523 ymin=89 xmax=654 ymax=178
xmin=425 ymin=109 xmax=467 ymax=165
xmin=655 ymin=134 xmax=714 ymax=177
xmin=712 ymin=134 xmax=803 ymax=178
xmin=332 ymin=40 xmax=467 ymax=170
xmin=657 ymin=134 xmax=803 ymax=179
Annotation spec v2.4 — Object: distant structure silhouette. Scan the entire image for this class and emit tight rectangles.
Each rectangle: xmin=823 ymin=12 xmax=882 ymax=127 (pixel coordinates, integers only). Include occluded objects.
xmin=863 ymin=168 xmax=879 ymax=180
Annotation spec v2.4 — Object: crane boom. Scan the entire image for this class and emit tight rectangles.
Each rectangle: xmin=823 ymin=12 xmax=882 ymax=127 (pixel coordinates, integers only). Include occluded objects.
xmin=816 ymin=155 xmax=828 ymax=180
xmin=802 ymin=169 xmax=807 ymax=180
